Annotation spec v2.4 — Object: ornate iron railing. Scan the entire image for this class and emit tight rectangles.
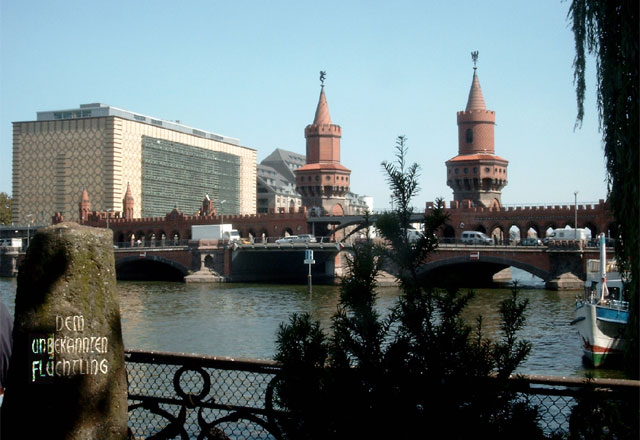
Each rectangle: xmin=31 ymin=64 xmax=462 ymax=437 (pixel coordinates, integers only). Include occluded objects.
xmin=125 ymin=349 xmax=639 ymax=439
xmin=126 ymin=350 xmax=284 ymax=439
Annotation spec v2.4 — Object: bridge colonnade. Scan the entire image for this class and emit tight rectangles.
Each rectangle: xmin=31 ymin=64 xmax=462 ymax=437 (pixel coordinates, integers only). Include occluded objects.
xmin=430 ymin=199 xmax=615 ymax=243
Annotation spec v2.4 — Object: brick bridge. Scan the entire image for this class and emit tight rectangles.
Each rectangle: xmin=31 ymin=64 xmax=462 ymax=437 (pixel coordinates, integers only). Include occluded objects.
xmin=417 ymin=244 xmax=613 ymax=289
xmin=108 ymin=240 xmax=612 ymax=290
xmin=112 ymin=241 xmax=347 ymax=284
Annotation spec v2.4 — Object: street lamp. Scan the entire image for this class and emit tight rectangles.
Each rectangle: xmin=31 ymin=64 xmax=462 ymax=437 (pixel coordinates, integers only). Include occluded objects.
xmin=26 ymin=214 xmax=33 ymax=249
xmin=106 ymin=209 xmax=113 ymax=229
xmin=574 ymin=191 xmax=578 ymax=231
xmin=219 ymin=200 xmax=226 ymax=225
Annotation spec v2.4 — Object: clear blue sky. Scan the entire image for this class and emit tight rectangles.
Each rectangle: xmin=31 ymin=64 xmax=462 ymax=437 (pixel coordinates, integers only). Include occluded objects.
xmin=0 ymin=0 xmax=605 ymax=211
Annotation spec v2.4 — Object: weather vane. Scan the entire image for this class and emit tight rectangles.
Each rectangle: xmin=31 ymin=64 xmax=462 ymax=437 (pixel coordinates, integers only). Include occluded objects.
xmin=320 ymin=71 xmax=326 ymax=88
xmin=471 ymin=51 xmax=479 ymax=70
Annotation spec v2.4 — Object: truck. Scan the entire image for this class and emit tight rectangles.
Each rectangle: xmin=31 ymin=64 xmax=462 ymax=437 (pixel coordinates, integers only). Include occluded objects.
xmin=191 ymin=224 xmax=240 ymax=242
xmin=544 ymin=228 xmax=589 ymax=245
xmin=0 ymin=238 xmax=23 ymax=248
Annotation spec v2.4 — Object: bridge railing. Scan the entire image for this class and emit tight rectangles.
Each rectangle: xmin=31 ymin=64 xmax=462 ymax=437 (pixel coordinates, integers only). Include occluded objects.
xmin=125 ymin=349 xmax=638 ymax=439
xmin=112 ymin=236 xmax=614 ymax=251
xmin=115 ymin=240 xmax=191 ymax=249
xmin=113 ymin=236 xmax=341 ymax=249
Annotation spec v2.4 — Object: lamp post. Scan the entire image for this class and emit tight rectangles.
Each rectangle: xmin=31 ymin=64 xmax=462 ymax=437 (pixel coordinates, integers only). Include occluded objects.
xmin=219 ymin=200 xmax=226 ymax=225
xmin=26 ymin=214 xmax=33 ymax=249
xmin=574 ymin=191 xmax=578 ymax=231
xmin=574 ymin=191 xmax=580 ymax=249
xmin=106 ymin=208 xmax=113 ymax=246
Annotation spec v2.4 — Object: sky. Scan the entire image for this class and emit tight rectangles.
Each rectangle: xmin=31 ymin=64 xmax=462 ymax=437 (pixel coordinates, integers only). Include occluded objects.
xmin=0 ymin=0 xmax=606 ymax=211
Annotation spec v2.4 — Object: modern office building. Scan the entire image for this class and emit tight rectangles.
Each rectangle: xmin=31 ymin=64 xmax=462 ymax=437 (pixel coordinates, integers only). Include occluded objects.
xmin=12 ymin=103 xmax=256 ymax=223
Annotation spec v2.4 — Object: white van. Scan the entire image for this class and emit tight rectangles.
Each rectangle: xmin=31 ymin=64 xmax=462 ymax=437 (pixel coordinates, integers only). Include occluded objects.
xmin=461 ymin=231 xmax=492 ymax=245
xmin=0 ymin=238 xmax=23 ymax=248
xmin=546 ymin=228 xmax=588 ymax=243
xmin=406 ymin=228 xmax=424 ymax=243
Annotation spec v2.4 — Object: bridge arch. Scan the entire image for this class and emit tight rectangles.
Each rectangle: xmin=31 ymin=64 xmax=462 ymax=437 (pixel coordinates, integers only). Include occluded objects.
xmin=417 ymin=255 xmax=551 ymax=285
xmin=525 ymin=223 xmax=542 ymax=238
xmin=489 ymin=224 xmax=505 ymax=244
xmin=115 ymin=255 xmax=189 ymax=281
xmin=442 ymin=225 xmax=456 ymax=242
xmin=583 ymin=221 xmax=598 ymax=236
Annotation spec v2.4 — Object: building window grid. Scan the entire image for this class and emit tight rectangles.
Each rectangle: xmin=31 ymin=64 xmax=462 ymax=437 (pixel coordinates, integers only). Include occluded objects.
xmin=141 ymin=136 xmax=241 ymax=217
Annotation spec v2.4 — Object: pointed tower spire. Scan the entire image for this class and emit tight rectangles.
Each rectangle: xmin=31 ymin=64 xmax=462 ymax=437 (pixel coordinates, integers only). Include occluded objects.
xmin=446 ymin=52 xmax=508 ymax=208
xmin=313 ymin=71 xmax=332 ymax=125
xmin=123 ymin=183 xmax=134 ymax=219
xmin=465 ymin=51 xmax=486 ymax=111
xmin=296 ymin=71 xmax=352 ymax=216
xmin=79 ymin=189 xmax=91 ymax=222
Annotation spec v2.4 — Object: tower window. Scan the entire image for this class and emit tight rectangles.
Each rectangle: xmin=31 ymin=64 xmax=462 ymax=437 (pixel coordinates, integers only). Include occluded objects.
xmin=464 ymin=168 xmax=468 ymax=174
xmin=465 ymin=129 xmax=473 ymax=144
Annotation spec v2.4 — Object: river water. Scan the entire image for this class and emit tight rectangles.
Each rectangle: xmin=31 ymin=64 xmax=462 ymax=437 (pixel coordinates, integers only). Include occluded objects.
xmin=0 ymin=270 xmax=628 ymax=379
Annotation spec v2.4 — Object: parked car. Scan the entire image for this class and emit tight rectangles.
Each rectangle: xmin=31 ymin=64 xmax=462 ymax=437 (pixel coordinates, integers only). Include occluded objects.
xmin=592 ymin=237 xmax=616 ymax=248
xmin=406 ymin=228 xmax=424 ymax=243
xmin=461 ymin=231 xmax=492 ymax=245
xmin=518 ymin=237 xmax=542 ymax=246
xmin=296 ymin=234 xmax=317 ymax=243
xmin=276 ymin=234 xmax=317 ymax=244
xmin=276 ymin=236 xmax=297 ymax=244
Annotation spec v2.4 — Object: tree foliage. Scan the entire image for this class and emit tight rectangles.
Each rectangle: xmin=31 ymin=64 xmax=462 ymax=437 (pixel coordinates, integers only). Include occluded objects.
xmin=0 ymin=192 xmax=12 ymax=225
xmin=273 ymin=138 xmax=542 ymax=439
xmin=568 ymin=0 xmax=639 ymax=375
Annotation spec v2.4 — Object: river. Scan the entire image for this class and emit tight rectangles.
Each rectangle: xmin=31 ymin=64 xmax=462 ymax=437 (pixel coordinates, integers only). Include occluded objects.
xmin=0 ymin=269 xmax=628 ymax=379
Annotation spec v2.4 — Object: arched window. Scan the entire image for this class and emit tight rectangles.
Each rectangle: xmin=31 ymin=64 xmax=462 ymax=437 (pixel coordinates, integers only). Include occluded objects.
xmin=465 ymin=128 xmax=473 ymax=144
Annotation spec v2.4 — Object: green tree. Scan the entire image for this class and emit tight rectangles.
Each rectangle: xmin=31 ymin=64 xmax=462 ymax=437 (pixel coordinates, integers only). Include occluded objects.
xmin=568 ymin=0 xmax=639 ymax=375
xmin=0 ymin=192 xmax=12 ymax=225
xmin=274 ymin=137 xmax=542 ymax=439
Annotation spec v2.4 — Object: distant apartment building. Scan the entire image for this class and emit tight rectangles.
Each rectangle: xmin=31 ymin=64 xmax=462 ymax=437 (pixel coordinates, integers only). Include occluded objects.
xmin=12 ymin=103 xmax=256 ymax=224
xmin=257 ymin=149 xmax=305 ymax=214
xmin=257 ymin=148 xmax=370 ymax=215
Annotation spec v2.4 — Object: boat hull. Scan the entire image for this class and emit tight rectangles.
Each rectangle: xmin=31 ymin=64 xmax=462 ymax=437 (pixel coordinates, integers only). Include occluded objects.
xmin=573 ymin=302 xmax=628 ymax=368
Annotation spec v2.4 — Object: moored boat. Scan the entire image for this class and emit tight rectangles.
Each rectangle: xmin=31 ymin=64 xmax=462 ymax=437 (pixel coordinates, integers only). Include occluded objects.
xmin=571 ymin=234 xmax=629 ymax=368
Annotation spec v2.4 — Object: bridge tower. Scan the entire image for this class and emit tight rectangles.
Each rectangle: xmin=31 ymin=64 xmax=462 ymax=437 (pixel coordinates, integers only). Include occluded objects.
xmin=295 ymin=72 xmax=352 ymax=216
xmin=123 ymin=183 xmax=134 ymax=219
xmin=446 ymin=53 xmax=508 ymax=208
xmin=79 ymin=188 xmax=91 ymax=222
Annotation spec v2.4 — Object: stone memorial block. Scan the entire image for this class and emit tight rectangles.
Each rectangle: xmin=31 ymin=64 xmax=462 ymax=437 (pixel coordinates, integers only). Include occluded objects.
xmin=1 ymin=222 xmax=128 ymax=439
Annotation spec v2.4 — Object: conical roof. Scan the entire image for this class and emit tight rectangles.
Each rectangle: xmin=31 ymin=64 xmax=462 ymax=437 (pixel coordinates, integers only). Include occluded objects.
xmin=313 ymin=87 xmax=332 ymax=125
xmin=465 ymin=70 xmax=487 ymax=111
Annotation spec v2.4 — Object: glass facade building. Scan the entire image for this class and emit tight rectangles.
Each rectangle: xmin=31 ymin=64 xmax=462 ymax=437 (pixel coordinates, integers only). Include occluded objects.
xmin=12 ymin=103 xmax=256 ymax=224
xmin=142 ymin=136 xmax=240 ymax=217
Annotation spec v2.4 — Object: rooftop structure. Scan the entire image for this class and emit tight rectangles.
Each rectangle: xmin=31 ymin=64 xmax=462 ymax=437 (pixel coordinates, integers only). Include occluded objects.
xmin=36 ymin=103 xmax=240 ymax=145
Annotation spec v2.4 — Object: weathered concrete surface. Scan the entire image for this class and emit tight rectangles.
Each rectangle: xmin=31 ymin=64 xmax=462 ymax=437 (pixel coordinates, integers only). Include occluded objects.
xmin=1 ymin=222 xmax=128 ymax=439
